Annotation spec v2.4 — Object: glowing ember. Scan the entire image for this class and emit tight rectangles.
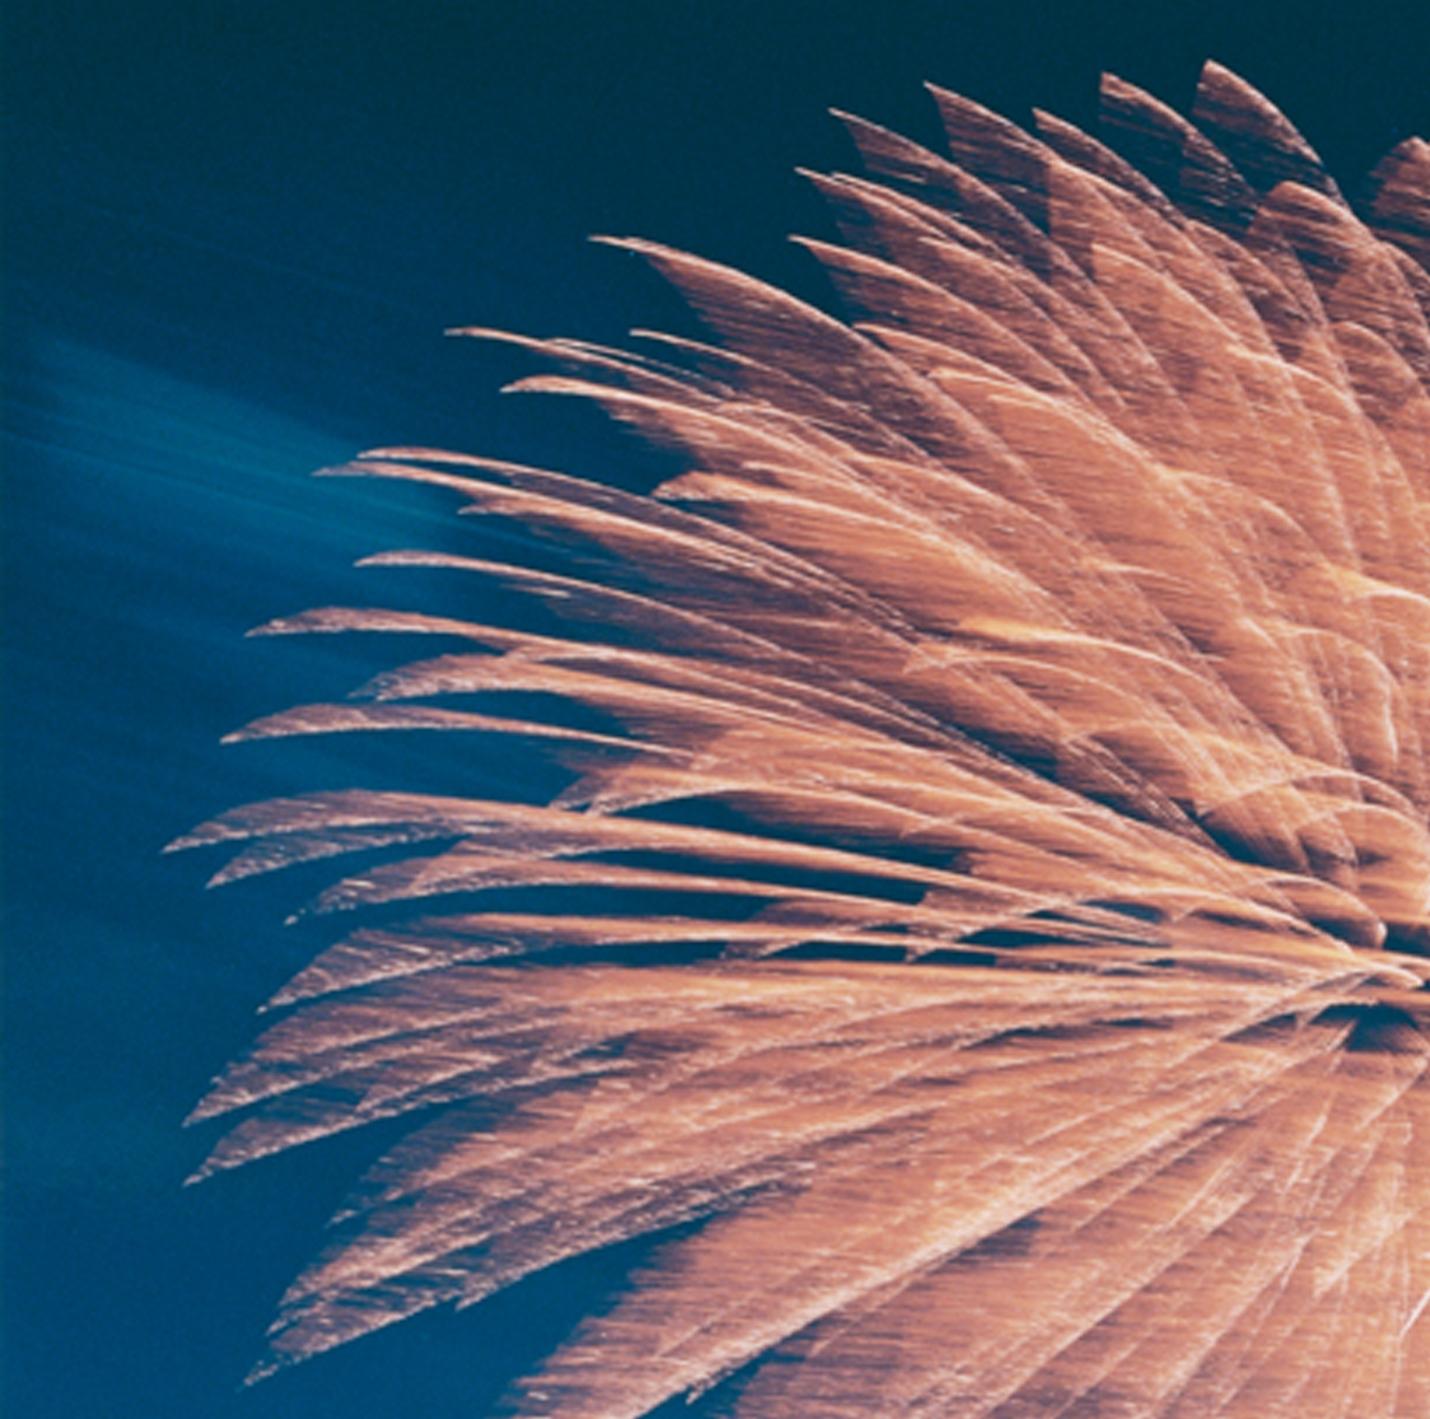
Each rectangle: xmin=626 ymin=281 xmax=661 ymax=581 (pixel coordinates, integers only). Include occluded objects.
xmin=175 ymin=63 xmax=1430 ymax=1415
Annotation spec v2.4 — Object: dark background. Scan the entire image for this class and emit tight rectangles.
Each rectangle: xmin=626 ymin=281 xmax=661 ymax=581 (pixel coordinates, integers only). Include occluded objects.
xmin=4 ymin=2 xmax=1426 ymax=1414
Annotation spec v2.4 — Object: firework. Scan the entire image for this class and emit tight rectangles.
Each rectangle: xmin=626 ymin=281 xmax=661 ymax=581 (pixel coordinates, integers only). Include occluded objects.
xmin=174 ymin=63 xmax=1430 ymax=1415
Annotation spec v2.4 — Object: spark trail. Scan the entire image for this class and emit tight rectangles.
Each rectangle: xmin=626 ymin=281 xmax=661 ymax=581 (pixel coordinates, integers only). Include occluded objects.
xmin=175 ymin=63 xmax=1430 ymax=1416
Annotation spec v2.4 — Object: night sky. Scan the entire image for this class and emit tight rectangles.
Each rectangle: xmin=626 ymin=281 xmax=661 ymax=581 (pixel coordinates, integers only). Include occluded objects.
xmin=5 ymin=2 xmax=1427 ymax=1415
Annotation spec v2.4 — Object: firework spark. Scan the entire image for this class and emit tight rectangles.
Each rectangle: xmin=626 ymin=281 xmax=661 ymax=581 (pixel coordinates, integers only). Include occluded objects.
xmin=174 ymin=63 xmax=1430 ymax=1415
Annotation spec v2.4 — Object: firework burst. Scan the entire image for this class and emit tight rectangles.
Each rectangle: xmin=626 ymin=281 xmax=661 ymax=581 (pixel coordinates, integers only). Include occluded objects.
xmin=174 ymin=63 xmax=1430 ymax=1416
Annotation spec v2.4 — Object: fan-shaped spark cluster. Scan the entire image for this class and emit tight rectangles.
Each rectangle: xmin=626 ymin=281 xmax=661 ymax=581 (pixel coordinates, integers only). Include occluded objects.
xmin=174 ymin=63 xmax=1430 ymax=1415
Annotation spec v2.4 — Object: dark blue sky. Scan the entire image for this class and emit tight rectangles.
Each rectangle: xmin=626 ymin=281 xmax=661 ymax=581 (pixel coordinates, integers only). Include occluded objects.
xmin=5 ymin=3 xmax=1426 ymax=1415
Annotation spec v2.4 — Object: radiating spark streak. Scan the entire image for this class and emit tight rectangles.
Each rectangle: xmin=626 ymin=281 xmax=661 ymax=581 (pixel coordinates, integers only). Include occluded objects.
xmin=177 ymin=63 xmax=1430 ymax=1416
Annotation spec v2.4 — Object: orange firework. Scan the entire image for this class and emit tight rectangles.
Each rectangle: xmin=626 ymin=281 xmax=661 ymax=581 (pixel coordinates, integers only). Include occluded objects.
xmin=174 ymin=63 xmax=1430 ymax=1415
